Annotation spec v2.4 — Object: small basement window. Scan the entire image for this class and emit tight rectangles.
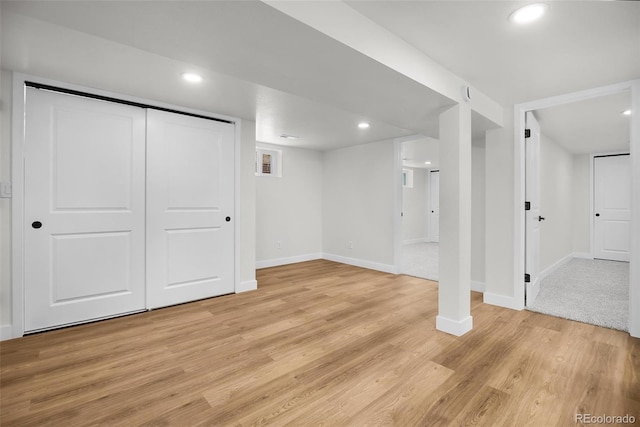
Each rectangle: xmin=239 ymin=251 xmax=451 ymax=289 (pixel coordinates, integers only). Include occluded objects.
xmin=256 ymin=148 xmax=282 ymax=177
xmin=402 ymin=168 xmax=414 ymax=188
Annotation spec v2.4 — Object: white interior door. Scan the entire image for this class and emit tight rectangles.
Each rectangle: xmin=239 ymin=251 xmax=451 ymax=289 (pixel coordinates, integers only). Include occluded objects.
xmin=24 ymin=88 xmax=146 ymax=332
xmin=594 ymin=155 xmax=631 ymax=262
xmin=429 ymin=170 xmax=440 ymax=242
xmin=146 ymin=110 xmax=235 ymax=309
xmin=525 ymin=111 xmax=542 ymax=306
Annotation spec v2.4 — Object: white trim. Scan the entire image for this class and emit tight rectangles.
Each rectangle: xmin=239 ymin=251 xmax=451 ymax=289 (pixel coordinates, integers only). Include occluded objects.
xmin=514 ymin=80 xmax=639 ymax=336
xmin=512 ymin=103 xmax=527 ymax=311
xmin=540 ymin=252 xmax=573 ymax=280
xmin=11 ymin=72 xmax=26 ymax=339
xmin=236 ymin=280 xmax=257 ymax=293
xmin=573 ymin=252 xmax=593 ymax=259
xmin=483 ymin=292 xmax=524 ymax=311
xmin=436 ymin=315 xmax=473 ymax=336
xmin=589 ymin=152 xmax=595 ymax=257
xmin=402 ymin=238 xmax=427 ymax=245
xmin=471 ymin=281 xmax=485 ymax=293
xmin=322 ymin=253 xmax=397 ymax=274
xmin=11 ymin=72 xmax=242 ymax=339
xmin=256 ymin=253 xmax=323 ymax=269
xmin=393 ymin=138 xmax=403 ymax=276
xmin=234 ymin=120 xmax=242 ymax=295
xmin=629 ymin=80 xmax=640 ymax=338
xmin=1 ymin=325 xmax=13 ymax=341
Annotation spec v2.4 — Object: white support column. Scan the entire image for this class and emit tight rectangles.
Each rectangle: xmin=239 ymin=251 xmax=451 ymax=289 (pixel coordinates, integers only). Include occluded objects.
xmin=436 ymin=103 xmax=473 ymax=336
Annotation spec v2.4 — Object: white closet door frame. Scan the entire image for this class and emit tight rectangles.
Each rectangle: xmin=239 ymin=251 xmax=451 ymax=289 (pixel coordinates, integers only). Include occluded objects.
xmin=10 ymin=73 xmax=242 ymax=339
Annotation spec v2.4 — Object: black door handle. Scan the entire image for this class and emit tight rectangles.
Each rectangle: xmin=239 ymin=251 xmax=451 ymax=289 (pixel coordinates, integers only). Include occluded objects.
xmin=538 ymin=216 xmax=545 ymax=222
xmin=225 ymin=216 xmax=231 ymax=222
xmin=595 ymin=213 xmax=600 ymax=217
xmin=32 ymin=221 xmax=42 ymax=229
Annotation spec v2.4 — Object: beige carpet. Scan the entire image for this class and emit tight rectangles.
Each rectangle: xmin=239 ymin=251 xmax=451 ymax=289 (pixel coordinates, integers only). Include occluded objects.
xmin=527 ymin=258 xmax=629 ymax=332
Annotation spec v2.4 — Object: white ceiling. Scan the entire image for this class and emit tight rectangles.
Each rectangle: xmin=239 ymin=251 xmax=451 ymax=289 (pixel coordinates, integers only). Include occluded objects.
xmin=2 ymin=1 xmax=638 ymax=157
xmin=346 ymin=1 xmax=640 ymax=106
xmin=402 ymin=137 xmax=440 ymax=170
xmin=535 ymin=91 xmax=631 ymax=155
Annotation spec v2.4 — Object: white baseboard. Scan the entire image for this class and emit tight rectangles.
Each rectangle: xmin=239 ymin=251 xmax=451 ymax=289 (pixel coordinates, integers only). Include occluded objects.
xmin=540 ymin=252 xmax=573 ymax=280
xmin=322 ymin=253 xmax=397 ymax=274
xmin=236 ymin=280 xmax=257 ymax=293
xmin=402 ymin=238 xmax=427 ymax=245
xmin=256 ymin=253 xmax=322 ymax=269
xmin=483 ymin=292 xmax=524 ymax=310
xmin=1 ymin=324 xmax=14 ymax=341
xmin=573 ymin=252 xmax=593 ymax=259
xmin=436 ymin=315 xmax=473 ymax=336
xmin=471 ymin=281 xmax=485 ymax=293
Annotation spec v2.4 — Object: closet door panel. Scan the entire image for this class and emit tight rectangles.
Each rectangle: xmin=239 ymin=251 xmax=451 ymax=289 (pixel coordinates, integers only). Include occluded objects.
xmin=146 ymin=110 xmax=235 ymax=308
xmin=23 ymin=88 xmax=146 ymax=332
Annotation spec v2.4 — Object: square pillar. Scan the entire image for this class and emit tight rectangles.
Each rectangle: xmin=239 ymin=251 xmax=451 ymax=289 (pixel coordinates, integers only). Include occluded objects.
xmin=436 ymin=103 xmax=473 ymax=336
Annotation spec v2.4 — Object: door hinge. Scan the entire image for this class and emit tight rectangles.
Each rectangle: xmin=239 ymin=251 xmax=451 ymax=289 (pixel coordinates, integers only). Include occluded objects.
xmin=524 ymin=274 xmax=531 ymax=283
xmin=525 ymin=201 xmax=531 ymax=211
xmin=524 ymin=129 xmax=531 ymax=138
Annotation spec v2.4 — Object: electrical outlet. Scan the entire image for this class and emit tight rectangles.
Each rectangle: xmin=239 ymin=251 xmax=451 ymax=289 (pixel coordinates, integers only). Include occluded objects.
xmin=348 ymin=240 xmax=353 ymax=249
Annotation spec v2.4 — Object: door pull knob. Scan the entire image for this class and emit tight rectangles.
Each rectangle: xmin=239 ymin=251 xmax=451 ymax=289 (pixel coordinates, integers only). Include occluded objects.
xmin=32 ymin=221 xmax=42 ymax=229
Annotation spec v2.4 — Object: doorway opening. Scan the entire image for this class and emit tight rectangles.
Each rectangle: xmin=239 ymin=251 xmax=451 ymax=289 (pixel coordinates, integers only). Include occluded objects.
xmin=398 ymin=136 xmax=440 ymax=281
xmin=518 ymin=87 xmax=634 ymax=332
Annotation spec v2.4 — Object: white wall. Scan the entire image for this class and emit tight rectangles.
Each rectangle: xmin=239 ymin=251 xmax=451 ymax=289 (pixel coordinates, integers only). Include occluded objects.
xmin=484 ymin=109 xmax=516 ymax=300
xmin=323 ymin=140 xmax=396 ymax=271
xmin=539 ymin=133 xmax=574 ymax=272
xmin=256 ymin=143 xmax=322 ymax=266
xmin=240 ymin=120 xmax=257 ymax=287
xmin=471 ymin=139 xmax=486 ymax=285
xmin=402 ymin=167 xmax=427 ymax=243
xmin=572 ymin=154 xmax=591 ymax=255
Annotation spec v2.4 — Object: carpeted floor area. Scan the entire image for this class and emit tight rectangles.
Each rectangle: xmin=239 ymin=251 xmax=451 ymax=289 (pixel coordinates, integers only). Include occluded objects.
xmin=527 ymin=258 xmax=629 ymax=332
xmin=400 ymin=242 xmax=439 ymax=281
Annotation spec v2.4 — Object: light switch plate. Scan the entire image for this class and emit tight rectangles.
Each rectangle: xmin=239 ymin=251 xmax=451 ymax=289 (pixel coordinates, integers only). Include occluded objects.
xmin=0 ymin=182 xmax=12 ymax=198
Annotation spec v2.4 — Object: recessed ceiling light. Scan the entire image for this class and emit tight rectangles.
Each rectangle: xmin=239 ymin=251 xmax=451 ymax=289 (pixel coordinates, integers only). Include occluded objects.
xmin=280 ymin=134 xmax=299 ymax=140
xmin=181 ymin=72 xmax=203 ymax=83
xmin=424 ymin=161 xmax=431 ymax=165
xmin=622 ymin=110 xmax=631 ymax=116
xmin=358 ymin=122 xmax=370 ymax=129
xmin=509 ymin=3 xmax=548 ymax=24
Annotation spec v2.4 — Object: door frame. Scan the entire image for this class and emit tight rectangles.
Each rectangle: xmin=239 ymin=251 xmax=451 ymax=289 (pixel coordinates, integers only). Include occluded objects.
xmin=394 ymin=134 xmax=422 ymax=274
xmin=11 ymin=73 xmax=242 ymax=339
xmin=513 ymin=79 xmax=640 ymax=337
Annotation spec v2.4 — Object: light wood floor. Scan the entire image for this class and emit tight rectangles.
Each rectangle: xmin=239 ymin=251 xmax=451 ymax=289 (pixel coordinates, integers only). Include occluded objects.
xmin=1 ymin=260 xmax=639 ymax=426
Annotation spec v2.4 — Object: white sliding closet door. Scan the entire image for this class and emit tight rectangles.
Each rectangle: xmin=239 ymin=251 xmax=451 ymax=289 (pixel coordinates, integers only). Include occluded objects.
xmin=24 ymin=88 xmax=147 ymax=332
xmin=146 ymin=110 xmax=235 ymax=309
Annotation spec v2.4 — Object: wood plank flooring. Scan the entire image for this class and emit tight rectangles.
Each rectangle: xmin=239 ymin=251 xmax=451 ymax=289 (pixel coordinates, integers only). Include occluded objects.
xmin=1 ymin=260 xmax=639 ymax=426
